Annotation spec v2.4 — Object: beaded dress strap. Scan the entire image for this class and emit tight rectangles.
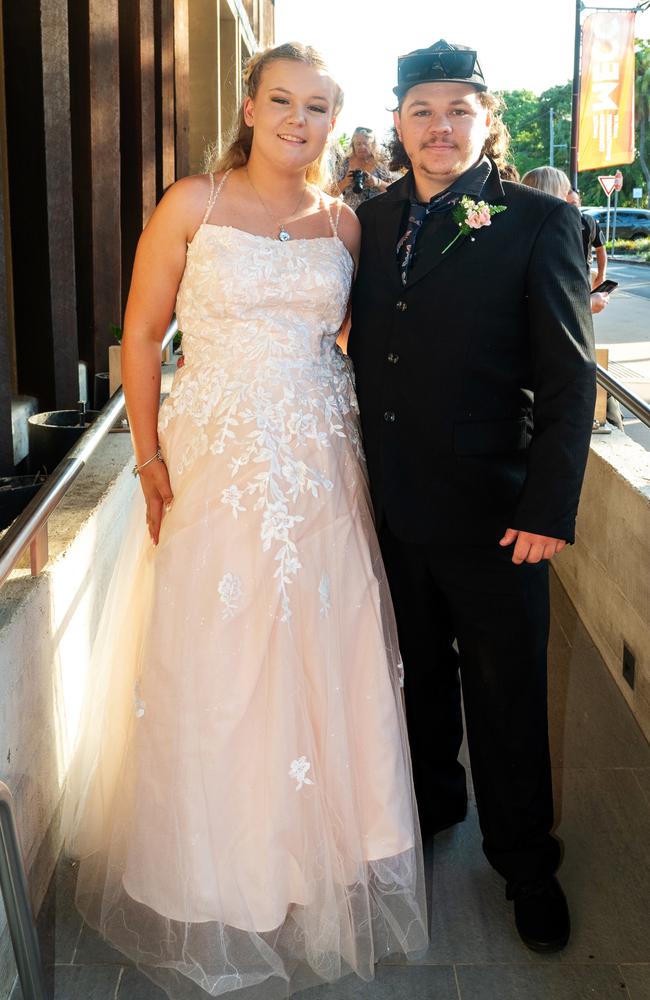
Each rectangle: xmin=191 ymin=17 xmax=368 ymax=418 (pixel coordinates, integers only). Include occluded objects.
xmin=333 ymin=199 xmax=343 ymax=237
xmin=201 ymin=169 xmax=231 ymax=225
xmin=322 ymin=196 xmax=343 ymax=237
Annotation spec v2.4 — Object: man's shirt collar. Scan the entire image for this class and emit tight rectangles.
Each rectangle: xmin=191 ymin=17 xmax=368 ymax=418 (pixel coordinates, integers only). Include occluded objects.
xmin=407 ymin=155 xmax=493 ymax=206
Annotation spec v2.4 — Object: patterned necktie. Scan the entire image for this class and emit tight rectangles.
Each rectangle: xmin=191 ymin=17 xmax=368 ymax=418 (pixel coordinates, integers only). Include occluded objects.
xmin=396 ymin=189 xmax=462 ymax=286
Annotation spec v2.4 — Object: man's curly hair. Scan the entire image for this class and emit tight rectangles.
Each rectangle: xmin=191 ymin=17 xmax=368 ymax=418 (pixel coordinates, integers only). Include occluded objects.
xmin=388 ymin=91 xmax=511 ymax=174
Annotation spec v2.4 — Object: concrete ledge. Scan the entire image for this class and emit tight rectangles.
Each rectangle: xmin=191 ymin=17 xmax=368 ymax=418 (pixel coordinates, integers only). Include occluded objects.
xmin=554 ymin=429 xmax=650 ymax=741
xmin=0 ymin=431 xmax=137 ymax=987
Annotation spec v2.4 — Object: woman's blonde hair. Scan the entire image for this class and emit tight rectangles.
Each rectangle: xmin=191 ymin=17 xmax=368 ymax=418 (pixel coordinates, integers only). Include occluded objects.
xmin=206 ymin=42 xmax=344 ymax=190
xmin=521 ymin=165 xmax=571 ymax=199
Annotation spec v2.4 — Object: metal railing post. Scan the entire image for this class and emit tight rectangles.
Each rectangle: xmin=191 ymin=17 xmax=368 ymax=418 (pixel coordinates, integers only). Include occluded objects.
xmin=0 ymin=783 xmax=48 ymax=1000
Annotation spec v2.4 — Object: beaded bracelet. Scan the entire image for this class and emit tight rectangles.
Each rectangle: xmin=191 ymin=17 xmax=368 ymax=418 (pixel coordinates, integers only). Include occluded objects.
xmin=132 ymin=447 xmax=164 ymax=477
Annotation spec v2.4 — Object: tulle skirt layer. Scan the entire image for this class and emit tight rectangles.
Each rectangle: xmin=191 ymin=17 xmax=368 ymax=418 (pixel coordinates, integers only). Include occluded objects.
xmin=63 ymin=414 xmax=428 ymax=997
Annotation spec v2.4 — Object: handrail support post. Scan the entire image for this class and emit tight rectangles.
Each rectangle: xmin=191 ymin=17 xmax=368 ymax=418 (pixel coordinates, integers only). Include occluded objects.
xmin=0 ymin=783 xmax=49 ymax=999
xmin=29 ymin=525 xmax=49 ymax=578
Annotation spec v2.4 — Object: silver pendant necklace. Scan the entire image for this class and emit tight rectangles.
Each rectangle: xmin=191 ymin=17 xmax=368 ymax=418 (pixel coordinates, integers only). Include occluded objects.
xmin=246 ymin=169 xmax=308 ymax=241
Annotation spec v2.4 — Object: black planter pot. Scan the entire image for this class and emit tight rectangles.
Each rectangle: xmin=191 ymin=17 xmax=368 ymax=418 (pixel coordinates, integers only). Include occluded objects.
xmin=0 ymin=474 xmax=48 ymax=531
xmin=94 ymin=372 xmax=110 ymax=409
xmin=28 ymin=409 xmax=100 ymax=473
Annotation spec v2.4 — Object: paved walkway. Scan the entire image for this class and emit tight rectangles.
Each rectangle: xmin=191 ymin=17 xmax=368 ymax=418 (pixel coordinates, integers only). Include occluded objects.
xmin=7 ymin=574 xmax=650 ymax=1000
xmin=594 ymin=259 xmax=650 ymax=451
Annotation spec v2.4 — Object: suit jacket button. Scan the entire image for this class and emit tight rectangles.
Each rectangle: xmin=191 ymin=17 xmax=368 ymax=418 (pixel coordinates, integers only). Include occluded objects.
xmin=395 ymin=300 xmax=407 ymax=311
xmin=387 ymin=353 xmax=400 ymax=364
xmin=383 ymin=410 xmax=396 ymax=422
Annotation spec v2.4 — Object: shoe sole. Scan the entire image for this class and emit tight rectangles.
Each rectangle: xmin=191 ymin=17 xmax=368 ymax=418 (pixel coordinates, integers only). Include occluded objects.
xmin=519 ymin=932 xmax=570 ymax=954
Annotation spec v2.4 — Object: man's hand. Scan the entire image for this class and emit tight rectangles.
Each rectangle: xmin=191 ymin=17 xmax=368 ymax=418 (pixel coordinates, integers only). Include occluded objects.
xmin=590 ymin=291 xmax=609 ymax=315
xmin=499 ymin=528 xmax=567 ymax=564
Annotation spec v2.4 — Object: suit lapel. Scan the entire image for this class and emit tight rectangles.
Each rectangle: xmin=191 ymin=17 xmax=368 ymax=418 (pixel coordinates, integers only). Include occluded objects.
xmin=406 ymin=210 xmax=467 ymax=286
xmin=372 ymin=174 xmax=410 ymax=290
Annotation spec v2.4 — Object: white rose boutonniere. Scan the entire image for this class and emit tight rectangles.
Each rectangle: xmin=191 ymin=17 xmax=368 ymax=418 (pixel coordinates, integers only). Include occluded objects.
xmin=442 ymin=195 xmax=507 ymax=255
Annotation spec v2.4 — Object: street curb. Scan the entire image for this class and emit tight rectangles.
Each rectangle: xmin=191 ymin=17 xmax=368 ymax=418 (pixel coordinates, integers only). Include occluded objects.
xmin=609 ymin=256 xmax=650 ymax=268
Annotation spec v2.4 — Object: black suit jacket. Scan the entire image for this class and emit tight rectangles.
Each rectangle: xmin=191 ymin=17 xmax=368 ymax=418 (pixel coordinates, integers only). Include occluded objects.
xmin=348 ymin=165 xmax=596 ymax=546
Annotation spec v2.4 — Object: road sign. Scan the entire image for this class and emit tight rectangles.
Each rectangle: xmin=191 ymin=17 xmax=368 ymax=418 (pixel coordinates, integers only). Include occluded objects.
xmin=599 ymin=176 xmax=617 ymax=196
xmin=614 ymin=170 xmax=623 ymax=191
xmin=633 ymin=187 xmax=643 ymax=199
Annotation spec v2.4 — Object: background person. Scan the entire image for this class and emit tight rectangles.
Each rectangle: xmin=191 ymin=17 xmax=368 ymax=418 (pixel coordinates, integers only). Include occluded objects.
xmin=522 ymin=167 xmax=609 ymax=315
xmin=337 ymin=126 xmax=394 ymax=208
xmin=566 ymin=188 xmax=608 ymax=290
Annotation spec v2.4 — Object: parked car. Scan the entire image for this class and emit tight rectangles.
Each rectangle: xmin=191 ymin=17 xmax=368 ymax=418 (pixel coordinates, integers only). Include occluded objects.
xmin=580 ymin=206 xmax=650 ymax=240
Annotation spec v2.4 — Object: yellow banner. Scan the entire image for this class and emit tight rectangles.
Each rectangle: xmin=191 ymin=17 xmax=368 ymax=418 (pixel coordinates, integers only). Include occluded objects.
xmin=578 ymin=12 xmax=636 ymax=172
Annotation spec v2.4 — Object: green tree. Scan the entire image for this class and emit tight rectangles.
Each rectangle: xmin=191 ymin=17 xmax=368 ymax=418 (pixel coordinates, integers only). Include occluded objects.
xmin=498 ymin=88 xmax=546 ymax=176
xmin=636 ymin=40 xmax=650 ymax=208
xmin=499 ymin=44 xmax=650 ymax=209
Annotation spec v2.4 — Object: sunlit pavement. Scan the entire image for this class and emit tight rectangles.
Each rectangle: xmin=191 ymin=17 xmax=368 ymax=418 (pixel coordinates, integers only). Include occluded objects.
xmin=592 ymin=259 xmax=650 ymax=451
xmin=7 ymin=574 xmax=650 ymax=1000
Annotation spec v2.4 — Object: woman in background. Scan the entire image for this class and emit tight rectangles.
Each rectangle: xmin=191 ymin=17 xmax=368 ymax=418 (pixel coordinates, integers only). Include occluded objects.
xmin=522 ymin=166 xmax=609 ymax=316
xmin=336 ymin=126 xmax=395 ymax=208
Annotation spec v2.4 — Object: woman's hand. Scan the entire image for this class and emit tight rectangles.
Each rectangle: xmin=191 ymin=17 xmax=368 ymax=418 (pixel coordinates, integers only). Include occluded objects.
xmin=337 ymin=171 xmax=353 ymax=193
xmin=138 ymin=459 xmax=174 ymax=545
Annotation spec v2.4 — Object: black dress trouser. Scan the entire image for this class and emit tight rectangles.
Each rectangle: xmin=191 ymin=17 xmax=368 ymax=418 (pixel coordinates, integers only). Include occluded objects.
xmin=378 ymin=520 xmax=561 ymax=889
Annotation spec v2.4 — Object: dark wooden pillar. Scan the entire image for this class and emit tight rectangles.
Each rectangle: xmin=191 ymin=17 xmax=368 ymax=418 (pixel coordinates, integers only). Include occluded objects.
xmin=2 ymin=1 xmax=54 ymax=410
xmin=156 ymin=0 xmax=177 ymax=196
xmin=40 ymin=0 xmax=79 ymax=406
xmin=120 ymin=0 xmax=157 ymax=313
xmin=68 ymin=0 xmax=93 ymax=379
xmin=0 ymin=13 xmax=15 ymax=472
xmin=89 ymin=0 xmax=122 ymax=375
xmin=140 ymin=1 xmax=157 ymax=226
xmin=174 ymin=0 xmax=190 ymax=179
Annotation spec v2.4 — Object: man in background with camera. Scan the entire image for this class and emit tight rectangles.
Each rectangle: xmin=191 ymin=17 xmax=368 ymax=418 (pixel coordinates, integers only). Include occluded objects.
xmin=348 ymin=39 xmax=596 ymax=953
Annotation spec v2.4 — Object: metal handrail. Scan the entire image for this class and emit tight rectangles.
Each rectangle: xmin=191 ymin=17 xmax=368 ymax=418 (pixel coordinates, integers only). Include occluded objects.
xmin=597 ymin=364 xmax=650 ymax=428
xmin=0 ymin=783 xmax=48 ymax=1000
xmin=0 ymin=330 xmax=645 ymax=591
xmin=0 ymin=320 xmax=177 ymax=588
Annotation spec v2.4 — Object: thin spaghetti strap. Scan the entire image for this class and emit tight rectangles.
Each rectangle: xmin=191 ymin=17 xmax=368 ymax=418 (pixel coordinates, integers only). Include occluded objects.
xmin=321 ymin=194 xmax=342 ymax=238
xmin=201 ymin=169 xmax=231 ymax=226
xmin=333 ymin=198 xmax=343 ymax=237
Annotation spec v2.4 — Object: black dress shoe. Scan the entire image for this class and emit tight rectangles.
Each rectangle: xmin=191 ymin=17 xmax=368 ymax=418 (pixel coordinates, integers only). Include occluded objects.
xmin=509 ymin=876 xmax=570 ymax=952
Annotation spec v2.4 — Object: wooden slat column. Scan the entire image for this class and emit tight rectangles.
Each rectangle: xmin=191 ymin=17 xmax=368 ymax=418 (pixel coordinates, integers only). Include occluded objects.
xmin=40 ymin=0 xmax=80 ymax=408
xmin=174 ymin=0 xmax=190 ymax=179
xmin=140 ymin=0 xmax=157 ymax=226
xmin=2 ymin=1 xmax=55 ymax=411
xmin=119 ymin=0 xmax=157 ymax=312
xmin=0 ymin=11 xmax=15 ymax=472
xmin=156 ymin=0 xmax=177 ymax=195
xmin=89 ymin=0 xmax=122 ymax=376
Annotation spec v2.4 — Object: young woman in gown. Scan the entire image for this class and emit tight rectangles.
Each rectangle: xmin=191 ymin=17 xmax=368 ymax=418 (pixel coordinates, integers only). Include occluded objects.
xmin=63 ymin=42 xmax=427 ymax=998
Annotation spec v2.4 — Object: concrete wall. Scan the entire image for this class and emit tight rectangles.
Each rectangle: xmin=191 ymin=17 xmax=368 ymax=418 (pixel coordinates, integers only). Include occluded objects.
xmin=555 ymin=431 xmax=650 ymax=741
xmin=0 ymin=433 xmax=137 ymax=996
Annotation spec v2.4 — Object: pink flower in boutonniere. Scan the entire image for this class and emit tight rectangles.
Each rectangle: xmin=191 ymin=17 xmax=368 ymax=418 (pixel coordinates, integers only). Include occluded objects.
xmin=442 ymin=195 xmax=507 ymax=254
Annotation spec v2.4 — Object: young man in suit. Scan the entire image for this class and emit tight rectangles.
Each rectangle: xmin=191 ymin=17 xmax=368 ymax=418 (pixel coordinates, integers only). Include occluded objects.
xmin=348 ymin=40 xmax=596 ymax=952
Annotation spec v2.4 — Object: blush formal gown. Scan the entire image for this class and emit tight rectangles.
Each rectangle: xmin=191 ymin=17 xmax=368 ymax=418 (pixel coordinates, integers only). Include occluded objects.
xmin=63 ymin=170 xmax=427 ymax=998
